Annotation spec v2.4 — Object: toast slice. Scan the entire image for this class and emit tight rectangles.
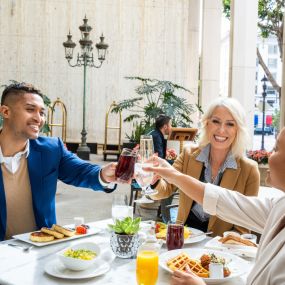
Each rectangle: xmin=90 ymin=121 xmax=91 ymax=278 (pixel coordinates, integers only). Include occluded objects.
xmin=219 ymin=234 xmax=257 ymax=247
xmin=41 ymin=227 xmax=64 ymax=239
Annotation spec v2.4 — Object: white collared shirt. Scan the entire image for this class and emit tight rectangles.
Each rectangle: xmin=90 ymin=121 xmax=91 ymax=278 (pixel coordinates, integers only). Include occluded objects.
xmin=0 ymin=141 xmax=30 ymax=174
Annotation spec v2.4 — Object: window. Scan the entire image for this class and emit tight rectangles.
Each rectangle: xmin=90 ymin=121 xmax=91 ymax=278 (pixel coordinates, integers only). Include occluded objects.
xmin=268 ymin=45 xmax=278 ymax=54
xmin=268 ymin=58 xmax=277 ymax=68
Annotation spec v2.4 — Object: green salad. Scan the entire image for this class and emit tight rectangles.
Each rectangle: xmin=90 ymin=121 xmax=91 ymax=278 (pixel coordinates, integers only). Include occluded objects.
xmin=63 ymin=248 xmax=97 ymax=260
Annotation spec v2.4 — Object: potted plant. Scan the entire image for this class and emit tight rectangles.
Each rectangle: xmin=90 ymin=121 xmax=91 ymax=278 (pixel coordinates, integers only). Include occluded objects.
xmin=108 ymin=217 xmax=141 ymax=258
xmin=247 ymin=150 xmax=272 ymax=186
xmin=112 ymin=77 xmax=202 ymax=144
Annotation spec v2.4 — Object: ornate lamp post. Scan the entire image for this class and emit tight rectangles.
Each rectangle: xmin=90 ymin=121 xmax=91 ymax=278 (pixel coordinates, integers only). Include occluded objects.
xmin=261 ymin=75 xmax=268 ymax=150
xmin=63 ymin=16 xmax=109 ymax=160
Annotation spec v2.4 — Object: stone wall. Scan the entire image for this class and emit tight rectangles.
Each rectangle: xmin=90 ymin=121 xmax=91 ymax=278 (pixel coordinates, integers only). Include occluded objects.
xmin=0 ymin=0 xmax=200 ymax=144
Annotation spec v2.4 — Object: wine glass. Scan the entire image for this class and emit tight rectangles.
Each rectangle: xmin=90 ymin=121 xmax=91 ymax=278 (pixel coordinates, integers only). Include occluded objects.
xmin=134 ymin=135 xmax=157 ymax=204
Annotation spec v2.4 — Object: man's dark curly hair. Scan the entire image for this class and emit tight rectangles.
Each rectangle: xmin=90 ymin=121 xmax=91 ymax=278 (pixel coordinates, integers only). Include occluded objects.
xmin=155 ymin=114 xmax=171 ymax=129
xmin=1 ymin=82 xmax=43 ymax=105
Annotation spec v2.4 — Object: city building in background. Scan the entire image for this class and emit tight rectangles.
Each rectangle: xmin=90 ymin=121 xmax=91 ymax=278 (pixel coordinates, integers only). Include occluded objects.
xmin=254 ymin=35 xmax=281 ymax=134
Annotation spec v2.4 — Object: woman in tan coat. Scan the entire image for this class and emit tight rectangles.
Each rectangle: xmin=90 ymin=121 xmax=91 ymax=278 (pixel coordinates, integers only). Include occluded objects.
xmin=145 ymin=127 xmax=285 ymax=285
xmin=151 ymin=97 xmax=260 ymax=236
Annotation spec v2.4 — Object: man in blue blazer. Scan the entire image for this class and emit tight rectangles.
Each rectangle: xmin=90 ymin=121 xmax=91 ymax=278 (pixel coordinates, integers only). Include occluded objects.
xmin=0 ymin=82 xmax=118 ymax=240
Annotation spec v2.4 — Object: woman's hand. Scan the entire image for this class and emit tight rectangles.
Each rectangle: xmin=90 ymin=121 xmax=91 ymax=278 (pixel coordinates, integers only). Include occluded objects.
xmin=171 ymin=267 xmax=206 ymax=285
xmin=144 ymin=157 xmax=181 ymax=185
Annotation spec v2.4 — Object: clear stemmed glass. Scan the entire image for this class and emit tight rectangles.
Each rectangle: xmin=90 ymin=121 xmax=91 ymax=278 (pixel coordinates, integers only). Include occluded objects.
xmin=134 ymin=135 xmax=157 ymax=204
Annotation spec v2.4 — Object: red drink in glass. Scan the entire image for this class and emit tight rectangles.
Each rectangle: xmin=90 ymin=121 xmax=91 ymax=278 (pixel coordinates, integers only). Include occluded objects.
xmin=166 ymin=223 xmax=184 ymax=250
xmin=115 ymin=148 xmax=137 ymax=181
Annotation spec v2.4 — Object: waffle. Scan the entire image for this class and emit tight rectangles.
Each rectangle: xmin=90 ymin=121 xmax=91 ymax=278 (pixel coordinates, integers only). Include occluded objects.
xmin=167 ymin=252 xmax=209 ymax=278
xmin=167 ymin=252 xmax=191 ymax=271
xmin=182 ymin=259 xmax=209 ymax=278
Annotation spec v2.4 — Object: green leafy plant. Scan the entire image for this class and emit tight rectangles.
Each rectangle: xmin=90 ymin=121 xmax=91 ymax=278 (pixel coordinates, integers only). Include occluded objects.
xmin=272 ymin=109 xmax=280 ymax=134
xmin=108 ymin=217 xmax=141 ymax=235
xmin=112 ymin=77 xmax=202 ymax=143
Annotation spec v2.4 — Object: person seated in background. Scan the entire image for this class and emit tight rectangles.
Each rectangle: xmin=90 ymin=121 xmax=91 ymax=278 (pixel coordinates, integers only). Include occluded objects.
xmin=0 ymin=82 xmax=119 ymax=241
xmin=148 ymin=114 xmax=173 ymax=221
xmin=145 ymin=127 xmax=285 ymax=285
xmin=149 ymin=114 xmax=172 ymax=159
xmin=150 ymin=97 xmax=260 ymax=236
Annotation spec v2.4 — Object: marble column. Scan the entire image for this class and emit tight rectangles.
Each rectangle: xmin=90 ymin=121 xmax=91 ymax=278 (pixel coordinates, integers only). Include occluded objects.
xmin=200 ymin=0 xmax=222 ymax=111
xmin=228 ymin=0 xmax=258 ymax=144
xmin=187 ymin=0 xmax=201 ymax=112
xmin=280 ymin=10 xmax=285 ymax=129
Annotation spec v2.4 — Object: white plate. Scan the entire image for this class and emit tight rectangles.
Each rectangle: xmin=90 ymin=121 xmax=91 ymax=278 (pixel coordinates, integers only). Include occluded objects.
xmin=12 ymin=225 xmax=102 ymax=247
xmin=45 ymin=259 xmax=110 ymax=279
xmin=160 ymin=227 xmax=206 ymax=245
xmin=159 ymin=248 xmax=249 ymax=284
xmin=204 ymin=236 xmax=257 ymax=258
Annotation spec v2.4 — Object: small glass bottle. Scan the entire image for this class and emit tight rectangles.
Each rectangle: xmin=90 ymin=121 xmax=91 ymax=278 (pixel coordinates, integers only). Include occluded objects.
xmin=136 ymin=225 xmax=162 ymax=285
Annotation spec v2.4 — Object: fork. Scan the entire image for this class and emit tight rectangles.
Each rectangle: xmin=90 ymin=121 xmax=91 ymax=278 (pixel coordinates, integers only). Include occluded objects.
xmin=190 ymin=231 xmax=213 ymax=238
xmin=8 ymin=243 xmax=33 ymax=252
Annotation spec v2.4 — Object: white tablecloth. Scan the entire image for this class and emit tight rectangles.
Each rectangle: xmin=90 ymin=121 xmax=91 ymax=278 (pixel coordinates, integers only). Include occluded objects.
xmin=0 ymin=219 xmax=254 ymax=285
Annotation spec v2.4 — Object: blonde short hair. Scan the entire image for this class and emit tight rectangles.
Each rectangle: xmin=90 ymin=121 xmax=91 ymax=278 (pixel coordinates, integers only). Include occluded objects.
xmin=199 ymin=97 xmax=249 ymax=158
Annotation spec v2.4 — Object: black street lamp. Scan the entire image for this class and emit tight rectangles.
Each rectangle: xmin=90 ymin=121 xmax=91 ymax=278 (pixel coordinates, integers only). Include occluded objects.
xmin=63 ymin=16 xmax=109 ymax=160
xmin=261 ymin=75 xmax=268 ymax=150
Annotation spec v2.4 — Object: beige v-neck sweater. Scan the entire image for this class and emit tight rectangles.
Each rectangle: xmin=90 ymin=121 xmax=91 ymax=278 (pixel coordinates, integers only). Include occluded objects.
xmin=2 ymin=156 xmax=36 ymax=239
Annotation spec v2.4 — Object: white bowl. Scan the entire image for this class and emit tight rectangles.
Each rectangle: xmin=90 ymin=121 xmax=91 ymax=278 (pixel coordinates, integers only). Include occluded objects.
xmin=57 ymin=242 xmax=100 ymax=271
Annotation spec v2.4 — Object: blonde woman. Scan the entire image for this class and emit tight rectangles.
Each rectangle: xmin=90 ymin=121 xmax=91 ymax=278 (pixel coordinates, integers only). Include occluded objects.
xmin=150 ymin=97 xmax=260 ymax=236
xmin=145 ymin=128 xmax=285 ymax=285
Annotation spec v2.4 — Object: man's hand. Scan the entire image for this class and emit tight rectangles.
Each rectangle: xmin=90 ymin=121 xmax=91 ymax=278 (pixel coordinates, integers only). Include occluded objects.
xmin=171 ymin=266 xmax=206 ymax=285
xmin=100 ymin=163 xmax=132 ymax=184
xmin=100 ymin=163 xmax=117 ymax=183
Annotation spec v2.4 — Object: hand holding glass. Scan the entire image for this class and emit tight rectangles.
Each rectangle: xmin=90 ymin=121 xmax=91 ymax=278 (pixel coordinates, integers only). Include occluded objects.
xmin=134 ymin=135 xmax=157 ymax=203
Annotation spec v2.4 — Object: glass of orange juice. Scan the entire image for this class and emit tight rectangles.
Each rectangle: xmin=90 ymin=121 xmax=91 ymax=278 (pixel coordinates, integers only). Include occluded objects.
xmin=136 ymin=250 xmax=158 ymax=285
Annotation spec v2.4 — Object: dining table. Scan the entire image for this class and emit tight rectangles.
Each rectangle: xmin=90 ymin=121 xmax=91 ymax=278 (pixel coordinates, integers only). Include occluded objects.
xmin=0 ymin=219 xmax=255 ymax=285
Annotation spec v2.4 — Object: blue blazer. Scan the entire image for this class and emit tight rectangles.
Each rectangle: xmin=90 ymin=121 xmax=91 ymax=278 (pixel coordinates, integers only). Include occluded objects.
xmin=0 ymin=137 xmax=113 ymax=240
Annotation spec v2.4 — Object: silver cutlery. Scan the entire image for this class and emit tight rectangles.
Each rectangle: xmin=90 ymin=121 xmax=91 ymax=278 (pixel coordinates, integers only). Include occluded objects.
xmin=8 ymin=243 xmax=33 ymax=252
xmin=190 ymin=231 xmax=213 ymax=238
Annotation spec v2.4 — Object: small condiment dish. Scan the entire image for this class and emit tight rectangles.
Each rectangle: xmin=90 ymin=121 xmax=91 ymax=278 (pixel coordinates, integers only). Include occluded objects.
xmin=57 ymin=242 xmax=100 ymax=271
